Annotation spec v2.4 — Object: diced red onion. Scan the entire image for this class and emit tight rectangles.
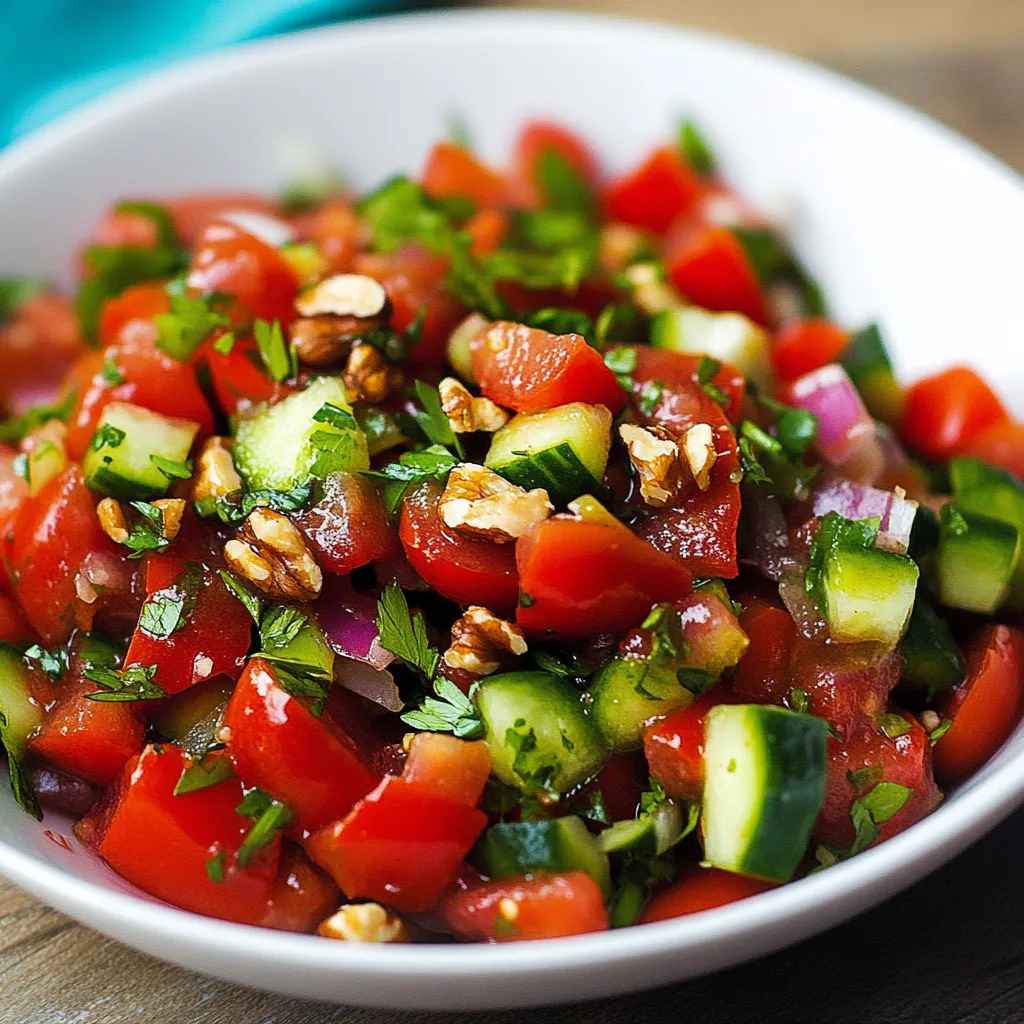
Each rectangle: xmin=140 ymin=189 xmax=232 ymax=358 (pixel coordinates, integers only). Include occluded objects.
xmin=30 ymin=766 xmax=96 ymax=817
xmin=334 ymin=656 xmax=402 ymax=712
xmin=812 ymin=475 xmax=918 ymax=555
xmin=778 ymin=566 xmax=828 ymax=641
xmin=317 ymin=578 xmax=394 ymax=670
xmin=79 ymin=550 xmax=133 ymax=597
xmin=785 ymin=364 xmax=876 ymax=466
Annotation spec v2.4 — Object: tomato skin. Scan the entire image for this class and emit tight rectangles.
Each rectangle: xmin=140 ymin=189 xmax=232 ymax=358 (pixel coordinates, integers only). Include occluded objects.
xmin=124 ymin=542 xmax=251 ymax=696
xmin=187 ymin=220 xmax=300 ymax=325
xmin=814 ymin=717 xmax=941 ymax=848
xmin=401 ymin=732 xmax=492 ymax=807
xmin=166 ymin=193 xmax=276 ymax=246
xmin=901 ymin=366 xmax=1008 ymax=463
xmin=422 ymin=141 xmax=507 ymax=208
xmin=0 ymin=593 xmax=32 ymax=646
xmin=297 ymin=473 xmax=393 ymax=575
xmin=97 ymin=282 xmax=171 ymax=346
xmin=934 ymin=624 xmax=1024 ymax=784
xmin=200 ymin=335 xmax=278 ymax=416
xmin=4 ymin=467 xmax=115 ymax=645
xmin=465 ymin=208 xmax=509 ymax=255
xmin=772 ymin=319 xmax=849 ymax=382
xmin=639 ymin=864 xmax=774 ymax=924
xmin=605 ymin=147 xmax=702 ymax=234
xmin=510 ymin=121 xmax=599 ymax=209
xmin=960 ymin=420 xmax=1024 ymax=481
xmin=731 ymin=600 xmax=796 ymax=704
xmin=627 ymin=345 xmax=746 ymax=423
xmin=590 ymin=753 xmax=647 ymax=822
xmin=666 ymin=226 xmax=769 ymax=325
xmin=515 ymin=518 xmax=693 ymax=639
xmin=399 ymin=479 xmax=519 ymax=609
xmin=259 ymin=844 xmax=340 ymax=933
xmin=87 ymin=744 xmax=280 ymax=925
xmin=643 ymin=690 xmax=736 ymax=802
xmin=223 ymin=658 xmax=379 ymax=832
xmin=443 ymin=872 xmax=609 ymax=941
xmin=470 ymin=321 xmax=627 ymax=414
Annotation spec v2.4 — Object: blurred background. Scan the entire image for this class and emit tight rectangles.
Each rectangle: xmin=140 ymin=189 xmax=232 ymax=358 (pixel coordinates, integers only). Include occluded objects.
xmin=3 ymin=0 xmax=1024 ymax=169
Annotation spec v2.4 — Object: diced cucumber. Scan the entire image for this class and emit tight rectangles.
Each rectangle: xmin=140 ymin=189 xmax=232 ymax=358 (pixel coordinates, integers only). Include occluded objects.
xmin=820 ymin=545 xmax=918 ymax=646
xmin=0 ymin=646 xmax=44 ymax=818
xmin=149 ymin=675 xmax=235 ymax=749
xmin=83 ymin=402 xmax=199 ymax=499
xmin=478 ymin=817 xmax=611 ymax=896
xmin=589 ymin=656 xmax=696 ymax=753
xmin=447 ymin=313 xmax=487 ymax=384
xmin=841 ymin=323 xmax=904 ymax=424
xmin=898 ymin=599 xmax=964 ymax=699
xmin=937 ymin=504 xmax=1019 ymax=614
xmin=473 ymin=671 xmax=608 ymax=795
xmin=234 ymin=377 xmax=368 ymax=492
xmin=567 ymin=494 xmax=624 ymax=530
xmin=703 ymin=704 xmax=826 ymax=883
xmin=597 ymin=801 xmax=682 ymax=857
xmin=485 ymin=403 xmax=612 ymax=505
xmin=651 ymin=304 xmax=771 ymax=386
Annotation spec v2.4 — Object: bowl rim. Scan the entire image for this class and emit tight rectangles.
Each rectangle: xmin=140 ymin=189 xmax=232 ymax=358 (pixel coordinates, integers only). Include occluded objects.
xmin=2 ymin=5 xmax=1024 ymax=978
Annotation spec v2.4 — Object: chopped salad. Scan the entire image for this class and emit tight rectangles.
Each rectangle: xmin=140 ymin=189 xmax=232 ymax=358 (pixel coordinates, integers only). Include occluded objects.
xmin=1 ymin=120 xmax=1022 ymax=943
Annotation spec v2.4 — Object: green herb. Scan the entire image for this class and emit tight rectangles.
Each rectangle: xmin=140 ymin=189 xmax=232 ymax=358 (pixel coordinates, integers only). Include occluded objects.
xmin=206 ymin=850 xmax=227 ymax=883
xmin=0 ymin=387 xmax=77 ymax=444
xmin=0 ymin=277 xmax=47 ymax=321
xmin=150 ymin=454 xmax=193 ymax=481
xmin=639 ymin=778 xmax=669 ymax=816
xmin=412 ymin=381 xmax=464 ymax=457
xmin=675 ymin=667 xmax=716 ymax=695
xmin=534 ymin=146 xmax=595 ymax=214
xmin=101 ymin=351 xmax=125 ymax=386
xmin=117 ymin=501 xmax=170 ymax=558
xmin=212 ymin=332 xmax=236 ymax=355
xmin=532 ymin=650 xmax=578 ymax=679
xmin=755 ymin=392 xmax=819 ymax=458
xmin=788 ymin=688 xmax=810 ymax=715
xmin=485 ymin=246 xmax=593 ymax=292
xmin=521 ymin=307 xmax=594 ymax=339
xmin=731 ymin=225 xmax=828 ymax=319
xmin=603 ymin=347 xmax=637 ymax=392
xmin=929 ymin=720 xmax=952 ymax=745
xmin=401 ymin=675 xmax=483 ymax=739
xmin=376 ymin=583 xmax=440 ymax=680
xmin=879 ymin=712 xmax=913 ymax=739
xmin=678 ymin=119 xmax=716 ymax=176
xmin=253 ymin=319 xmax=296 ymax=383
xmin=518 ymin=591 xmax=536 ymax=609
xmin=805 ymin=512 xmax=880 ymax=616
xmin=846 ymin=764 xmax=884 ymax=794
xmin=504 ymin=720 xmax=558 ymax=794
xmin=138 ymin=578 xmax=194 ymax=639
xmin=218 ymin=570 xmax=263 ymax=622
xmin=818 ymin=780 xmax=912 ymax=866
xmin=91 ymin=423 xmax=126 ymax=452
xmin=235 ymin=789 xmax=296 ymax=867
xmin=940 ymin=503 xmax=969 ymax=538
xmin=364 ymin=444 xmax=458 ymax=516
xmin=638 ymin=381 xmax=664 ymax=417
xmin=641 ymin=603 xmax=683 ymax=664
xmin=738 ymin=420 xmax=818 ymax=500
xmin=0 ymin=709 xmax=41 ymax=820
xmin=23 ymin=644 xmax=70 ymax=680
xmin=83 ymin=662 xmax=167 ymax=702
xmin=572 ymin=788 xmax=610 ymax=825
xmin=197 ymin=485 xmax=311 ymax=525
xmin=259 ymin=605 xmax=308 ymax=652
xmin=174 ymin=754 xmax=235 ymax=796
xmin=155 ymin=292 xmax=231 ymax=361
xmin=697 ymin=355 xmax=729 ymax=406
xmin=306 ymin=402 xmax=359 ymax=479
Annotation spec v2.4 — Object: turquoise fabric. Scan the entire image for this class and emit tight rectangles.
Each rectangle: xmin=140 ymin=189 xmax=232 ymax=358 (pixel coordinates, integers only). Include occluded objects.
xmin=0 ymin=0 xmax=417 ymax=146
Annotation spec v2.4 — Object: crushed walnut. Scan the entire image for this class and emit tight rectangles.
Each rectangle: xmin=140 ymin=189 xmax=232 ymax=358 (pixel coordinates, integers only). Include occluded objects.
xmin=343 ymin=343 xmax=400 ymax=403
xmin=444 ymin=606 xmax=527 ymax=676
xmin=224 ymin=508 xmax=322 ymax=602
xmin=296 ymin=274 xmax=388 ymax=319
xmin=681 ymin=422 xmax=717 ymax=491
xmin=438 ymin=377 xmax=509 ymax=434
xmin=439 ymin=464 xmax=553 ymax=543
xmin=192 ymin=436 xmax=242 ymax=503
xmin=291 ymin=274 xmax=391 ymax=368
xmin=318 ymin=903 xmax=409 ymax=943
xmin=620 ymin=421 xmax=718 ymax=507
xmin=97 ymin=497 xmax=185 ymax=545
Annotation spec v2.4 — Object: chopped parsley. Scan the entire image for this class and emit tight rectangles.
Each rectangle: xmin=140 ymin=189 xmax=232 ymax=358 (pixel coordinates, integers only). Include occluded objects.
xmin=411 ymin=380 xmax=464 ymax=458
xmin=197 ymin=484 xmax=311 ymax=525
xmin=603 ymin=346 xmax=637 ymax=392
xmin=174 ymin=754 xmax=235 ymax=796
xmin=150 ymin=454 xmax=193 ymax=481
xmin=401 ymin=675 xmax=483 ymax=739
xmin=376 ymin=583 xmax=440 ymax=680
xmin=155 ymin=291 xmax=231 ymax=361
xmin=83 ymin=662 xmax=167 ymax=702
xmin=363 ymin=444 xmax=458 ymax=516
xmin=91 ymin=423 xmax=126 ymax=452
xmin=0 ymin=387 xmax=77 ymax=444
xmin=878 ymin=712 xmax=913 ymax=739
xmin=23 ymin=643 xmax=70 ymax=680
xmin=253 ymin=318 xmax=296 ymax=383
xmin=697 ymin=355 xmax=729 ymax=406
xmin=235 ymin=788 xmax=295 ymax=867
xmin=206 ymin=850 xmax=227 ymax=883
xmin=101 ymin=351 xmax=125 ymax=386
xmin=817 ymin=780 xmax=912 ymax=866
xmin=534 ymin=145 xmax=596 ymax=214
xmin=678 ymin=119 xmax=716 ymax=177
xmin=737 ymin=420 xmax=818 ymax=500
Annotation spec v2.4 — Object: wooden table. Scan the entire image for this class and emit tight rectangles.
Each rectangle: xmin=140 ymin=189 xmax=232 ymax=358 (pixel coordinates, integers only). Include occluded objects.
xmin=4 ymin=1 xmax=1024 ymax=1019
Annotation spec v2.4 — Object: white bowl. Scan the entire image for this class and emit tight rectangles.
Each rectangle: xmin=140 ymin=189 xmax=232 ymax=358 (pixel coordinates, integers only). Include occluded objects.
xmin=1 ymin=9 xmax=1023 ymax=1011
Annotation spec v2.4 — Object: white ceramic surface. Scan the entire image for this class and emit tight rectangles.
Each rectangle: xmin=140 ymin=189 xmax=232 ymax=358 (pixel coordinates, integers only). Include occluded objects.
xmin=1 ymin=10 xmax=1023 ymax=1011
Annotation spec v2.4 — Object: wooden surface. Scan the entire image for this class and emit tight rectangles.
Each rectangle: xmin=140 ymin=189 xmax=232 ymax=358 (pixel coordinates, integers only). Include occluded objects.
xmin=5 ymin=1 xmax=1024 ymax=1020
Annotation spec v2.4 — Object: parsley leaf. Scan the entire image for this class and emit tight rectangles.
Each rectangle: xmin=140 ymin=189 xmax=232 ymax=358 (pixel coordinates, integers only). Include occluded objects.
xmin=83 ymin=662 xmax=167 ymax=702
xmin=412 ymin=381 xmax=464 ymax=458
xmin=306 ymin=402 xmax=360 ymax=480
xmin=732 ymin=225 xmax=828 ymax=319
xmin=150 ymin=454 xmax=193 ymax=481
xmin=117 ymin=501 xmax=173 ymax=558
xmin=878 ymin=712 xmax=913 ymax=739
xmin=738 ymin=420 xmax=818 ymax=499
xmin=521 ymin=307 xmax=594 ymax=339
xmin=697 ymin=355 xmax=729 ymax=405
xmin=929 ymin=719 xmax=952 ymax=745
xmin=376 ymin=583 xmax=440 ymax=680
xmin=504 ymin=719 xmax=559 ymax=794
xmin=363 ymin=444 xmax=458 ymax=516
xmin=197 ymin=484 xmax=311 ymax=525
xmin=846 ymin=764 xmax=884 ymax=795
xmin=155 ymin=292 xmax=231 ymax=361
xmin=23 ymin=644 xmax=70 ymax=680
xmin=0 ymin=387 xmax=77 ymax=444
xmin=174 ymin=753 xmax=235 ymax=796
xmin=138 ymin=574 xmax=195 ymax=639
xmin=253 ymin=319 xmax=296 ymax=383
xmin=218 ymin=570 xmax=263 ymax=622
xmin=401 ymin=675 xmax=483 ymax=739
xmin=206 ymin=850 xmax=227 ymax=883
xmin=572 ymin=788 xmax=611 ymax=825
xmin=0 ymin=277 xmax=47 ymax=321
xmin=101 ymin=351 xmax=125 ymax=386
xmin=638 ymin=381 xmax=664 ymax=417
xmin=212 ymin=332 xmax=235 ymax=355
xmin=678 ymin=119 xmax=716 ymax=177
xmin=235 ymin=789 xmax=295 ymax=867
xmin=534 ymin=146 xmax=596 ymax=215
xmin=817 ymin=780 xmax=912 ymax=867
xmin=259 ymin=605 xmax=308 ymax=651
xmin=603 ymin=346 xmax=637 ymax=392
xmin=91 ymin=423 xmax=126 ymax=452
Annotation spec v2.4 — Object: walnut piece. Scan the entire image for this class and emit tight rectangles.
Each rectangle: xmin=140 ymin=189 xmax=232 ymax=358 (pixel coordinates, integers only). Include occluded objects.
xmin=438 ymin=377 xmax=509 ymax=434
xmin=681 ymin=422 xmax=717 ymax=492
xmin=318 ymin=903 xmax=409 ymax=943
xmin=444 ymin=605 xmax=527 ymax=676
xmin=343 ymin=343 xmax=396 ymax=403
xmin=288 ymin=316 xmax=360 ymax=368
xmin=224 ymin=508 xmax=323 ymax=602
xmin=619 ymin=423 xmax=685 ymax=507
xmin=96 ymin=498 xmax=129 ymax=545
xmin=151 ymin=498 xmax=186 ymax=541
xmin=296 ymin=274 xmax=388 ymax=319
xmin=439 ymin=464 xmax=553 ymax=543
xmin=192 ymin=436 xmax=242 ymax=503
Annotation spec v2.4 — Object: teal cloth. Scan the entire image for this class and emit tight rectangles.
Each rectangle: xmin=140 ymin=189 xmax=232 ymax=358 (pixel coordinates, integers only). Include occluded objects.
xmin=0 ymin=0 xmax=417 ymax=146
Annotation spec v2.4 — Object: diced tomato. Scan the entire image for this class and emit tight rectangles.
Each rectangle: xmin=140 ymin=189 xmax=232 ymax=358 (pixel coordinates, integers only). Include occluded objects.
xmin=306 ymin=740 xmax=489 ymax=912
xmin=297 ymin=473 xmax=393 ymax=575
xmin=639 ymin=864 xmax=774 ymax=924
xmin=465 ymin=208 xmax=509 ymax=255
xmin=470 ymin=321 xmax=626 ymax=414
xmin=605 ymin=147 xmax=702 ymax=234
xmin=297 ymin=199 xmax=361 ymax=275
xmin=0 ymin=593 xmax=31 ymax=645
xmin=4 ymin=467 xmax=115 ymax=644
xmin=166 ymin=192 xmax=276 ymax=246
xmin=259 ymin=844 xmax=340 ymax=933
xmin=901 ymin=366 xmax=1009 ymax=463
xmin=223 ymin=658 xmax=378 ymax=832
xmin=814 ymin=717 xmax=941 ymax=848
xmin=28 ymin=655 xmax=144 ymax=785
xmin=666 ymin=226 xmax=769 ymax=325
xmin=731 ymin=600 xmax=797 ymax=704
xmin=84 ymin=744 xmax=280 ymax=924
xmin=515 ymin=517 xmax=692 ymax=639
xmin=958 ymin=420 xmax=1024 ymax=481
xmin=355 ymin=246 xmax=466 ymax=368
xmin=97 ymin=281 xmax=171 ymax=346
xmin=422 ymin=141 xmax=507 ymax=208
xmin=199 ymin=334 xmax=278 ymax=416
xmin=933 ymin=624 xmax=1024 ymax=785
xmin=772 ymin=319 xmax=849 ymax=382
xmin=187 ymin=219 xmax=300 ymax=326
xmin=441 ymin=872 xmax=608 ymax=942
xmin=401 ymin=732 xmax=492 ymax=807
xmin=627 ymin=345 xmax=746 ymax=423
xmin=0 ymin=446 xmax=29 ymax=570
xmin=399 ymin=478 xmax=519 ymax=609
xmin=89 ymin=206 xmax=163 ymax=249
xmin=509 ymin=121 xmax=599 ymax=209
xmin=643 ymin=689 xmax=736 ymax=802
xmin=590 ymin=753 xmax=647 ymax=823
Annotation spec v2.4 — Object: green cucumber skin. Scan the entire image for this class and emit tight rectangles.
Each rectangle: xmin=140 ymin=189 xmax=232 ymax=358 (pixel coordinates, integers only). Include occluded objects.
xmin=938 ymin=509 xmax=1018 ymax=614
xmin=0 ymin=646 xmax=43 ymax=754
xmin=899 ymin=599 xmax=965 ymax=698
xmin=704 ymin=705 xmax=827 ymax=884
xmin=823 ymin=546 xmax=918 ymax=646
xmin=479 ymin=818 xmax=611 ymax=896
xmin=589 ymin=656 xmax=693 ymax=753
xmin=473 ymin=671 xmax=608 ymax=795
xmin=492 ymin=441 xmax=600 ymax=506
